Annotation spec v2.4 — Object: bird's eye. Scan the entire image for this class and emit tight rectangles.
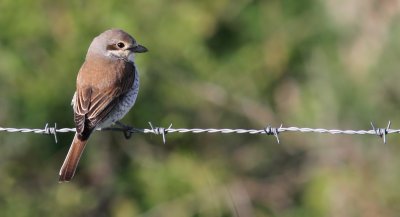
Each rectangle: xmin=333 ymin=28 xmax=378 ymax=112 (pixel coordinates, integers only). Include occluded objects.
xmin=117 ymin=42 xmax=125 ymax=48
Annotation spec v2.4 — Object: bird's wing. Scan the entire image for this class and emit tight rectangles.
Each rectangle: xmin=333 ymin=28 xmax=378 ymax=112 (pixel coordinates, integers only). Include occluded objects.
xmin=73 ymin=60 xmax=135 ymax=139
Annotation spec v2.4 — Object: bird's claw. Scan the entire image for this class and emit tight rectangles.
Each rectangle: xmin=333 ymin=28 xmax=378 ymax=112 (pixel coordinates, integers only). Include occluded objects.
xmin=116 ymin=121 xmax=134 ymax=140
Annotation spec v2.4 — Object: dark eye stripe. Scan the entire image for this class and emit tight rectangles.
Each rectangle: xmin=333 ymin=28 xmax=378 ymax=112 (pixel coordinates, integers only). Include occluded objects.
xmin=106 ymin=44 xmax=119 ymax=50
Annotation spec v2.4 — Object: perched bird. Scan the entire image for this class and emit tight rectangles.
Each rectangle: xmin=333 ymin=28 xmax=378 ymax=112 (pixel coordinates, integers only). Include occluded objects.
xmin=59 ymin=29 xmax=148 ymax=182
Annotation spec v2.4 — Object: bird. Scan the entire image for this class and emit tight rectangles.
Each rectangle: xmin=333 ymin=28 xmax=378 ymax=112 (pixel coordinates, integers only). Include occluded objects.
xmin=59 ymin=29 xmax=148 ymax=182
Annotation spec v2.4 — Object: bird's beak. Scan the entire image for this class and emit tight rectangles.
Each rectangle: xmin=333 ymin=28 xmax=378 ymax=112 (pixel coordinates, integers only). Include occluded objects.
xmin=131 ymin=44 xmax=148 ymax=53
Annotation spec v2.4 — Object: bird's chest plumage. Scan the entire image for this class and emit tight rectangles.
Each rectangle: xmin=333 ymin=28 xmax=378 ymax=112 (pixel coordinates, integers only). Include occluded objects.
xmin=99 ymin=68 xmax=139 ymax=128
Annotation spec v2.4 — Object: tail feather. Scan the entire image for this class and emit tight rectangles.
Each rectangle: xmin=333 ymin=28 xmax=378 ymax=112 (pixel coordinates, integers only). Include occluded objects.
xmin=59 ymin=134 xmax=88 ymax=182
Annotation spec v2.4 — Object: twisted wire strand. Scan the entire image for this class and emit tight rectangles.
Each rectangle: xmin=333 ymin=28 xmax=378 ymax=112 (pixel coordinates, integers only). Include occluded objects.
xmin=0 ymin=121 xmax=396 ymax=144
xmin=1 ymin=126 xmax=398 ymax=135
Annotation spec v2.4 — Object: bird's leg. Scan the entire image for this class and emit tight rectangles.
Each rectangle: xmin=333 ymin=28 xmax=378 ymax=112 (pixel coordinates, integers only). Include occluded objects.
xmin=115 ymin=121 xmax=134 ymax=139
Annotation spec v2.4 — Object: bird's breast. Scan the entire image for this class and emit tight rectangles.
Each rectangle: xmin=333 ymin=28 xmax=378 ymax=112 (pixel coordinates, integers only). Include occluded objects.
xmin=97 ymin=68 xmax=139 ymax=128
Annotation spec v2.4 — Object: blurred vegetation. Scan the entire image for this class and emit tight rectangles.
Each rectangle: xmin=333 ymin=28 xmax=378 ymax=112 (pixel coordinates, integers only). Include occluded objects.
xmin=1 ymin=0 xmax=400 ymax=216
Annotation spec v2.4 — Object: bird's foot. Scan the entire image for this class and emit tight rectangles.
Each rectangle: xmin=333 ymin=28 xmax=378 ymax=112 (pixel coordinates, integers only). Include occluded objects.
xmin=115 ymin=121 xmax=134 ymax=139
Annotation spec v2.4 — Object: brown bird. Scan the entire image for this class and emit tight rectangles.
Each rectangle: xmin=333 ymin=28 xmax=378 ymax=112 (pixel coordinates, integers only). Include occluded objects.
xmin=59 ymin=29 xmax=148 ymax=182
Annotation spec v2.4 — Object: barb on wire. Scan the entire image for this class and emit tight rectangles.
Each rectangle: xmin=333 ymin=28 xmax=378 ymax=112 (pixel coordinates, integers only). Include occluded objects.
xmin=148 ymin=122 xmax=172 ymax=144
xmin=370 ymin=121 xmax=391 ymax=144
xmin=264 ymin=124 xmax=282 ymax=144
xmin=1 ymin=121 xmax=399 ymax=144
xmin=43 ymin=123 xmax=58 ymax=143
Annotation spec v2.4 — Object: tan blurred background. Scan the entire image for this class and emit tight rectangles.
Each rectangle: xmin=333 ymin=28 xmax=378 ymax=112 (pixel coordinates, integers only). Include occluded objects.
xmin=1 ymin=0 xmax=400 ymax=216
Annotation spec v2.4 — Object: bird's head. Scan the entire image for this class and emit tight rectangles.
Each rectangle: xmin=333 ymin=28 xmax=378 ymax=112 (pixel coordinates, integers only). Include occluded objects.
xmin=88 ymin=28 xmax=148 ymax=63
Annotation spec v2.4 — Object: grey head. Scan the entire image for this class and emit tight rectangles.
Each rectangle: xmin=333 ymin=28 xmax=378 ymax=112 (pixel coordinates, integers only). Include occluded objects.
xmin=86 ymin=28 xmax=147 ymax=62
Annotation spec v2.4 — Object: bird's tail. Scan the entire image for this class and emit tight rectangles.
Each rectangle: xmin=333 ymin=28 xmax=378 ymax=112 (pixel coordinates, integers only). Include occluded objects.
xmin=59 ymin=134 xmax=88 ymax=182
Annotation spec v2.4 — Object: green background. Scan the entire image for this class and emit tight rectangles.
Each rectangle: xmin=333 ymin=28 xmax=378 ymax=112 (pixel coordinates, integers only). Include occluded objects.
xmin=1 ymin=0 xmax=400 ymax=216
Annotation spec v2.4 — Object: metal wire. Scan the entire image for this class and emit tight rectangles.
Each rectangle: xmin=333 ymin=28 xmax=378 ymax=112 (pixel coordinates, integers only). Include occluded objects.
xmin=0 ymin=121 xmax=396 ymax=144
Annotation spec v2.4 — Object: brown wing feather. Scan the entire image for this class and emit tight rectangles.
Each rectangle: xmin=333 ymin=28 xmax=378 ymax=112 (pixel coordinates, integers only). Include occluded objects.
xmin=73 ymin=58 xmax=135 ymax=139
xmin=74 ymin=88 xmax=91 ymax=136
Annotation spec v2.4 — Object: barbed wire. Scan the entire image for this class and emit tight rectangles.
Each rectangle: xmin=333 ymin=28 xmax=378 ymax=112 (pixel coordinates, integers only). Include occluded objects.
xmin=0 ymin=121 xmax=397 ymax=144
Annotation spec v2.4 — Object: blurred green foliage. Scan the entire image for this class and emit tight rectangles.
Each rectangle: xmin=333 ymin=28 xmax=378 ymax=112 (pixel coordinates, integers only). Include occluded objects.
xmin=1 ymin=0 xmax=400 ymax=216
